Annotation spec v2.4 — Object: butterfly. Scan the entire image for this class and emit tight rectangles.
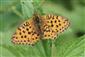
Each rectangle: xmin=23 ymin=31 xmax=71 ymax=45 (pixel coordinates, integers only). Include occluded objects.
xmin=12 ymin=14 xmax=70 ymax=45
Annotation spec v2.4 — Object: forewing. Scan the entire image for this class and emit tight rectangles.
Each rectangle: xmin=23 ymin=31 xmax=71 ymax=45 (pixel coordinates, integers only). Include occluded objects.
xmin=40 ymin=14 xmax=70 ymax=39
xmin=12 ymin=18 xmax=40 ymax=45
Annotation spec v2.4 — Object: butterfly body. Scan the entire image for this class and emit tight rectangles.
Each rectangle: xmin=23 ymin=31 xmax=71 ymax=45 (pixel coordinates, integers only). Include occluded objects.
xmin=12 ymin=14 xmax=70 ymax=45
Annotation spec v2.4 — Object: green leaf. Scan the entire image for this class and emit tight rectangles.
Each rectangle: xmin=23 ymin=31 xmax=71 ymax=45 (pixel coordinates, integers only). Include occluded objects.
xmin=21 ymin=0 xmax=34 ymax=19
xmin=0 ymin=0 xmax=19 ymax=12
xmin=0 ymin=0 xmax=85 ymax=57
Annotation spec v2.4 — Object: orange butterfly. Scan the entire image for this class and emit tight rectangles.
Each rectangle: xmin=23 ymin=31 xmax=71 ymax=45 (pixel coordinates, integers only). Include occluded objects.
xmin=12 ymin=14 xmax=70 ymax=45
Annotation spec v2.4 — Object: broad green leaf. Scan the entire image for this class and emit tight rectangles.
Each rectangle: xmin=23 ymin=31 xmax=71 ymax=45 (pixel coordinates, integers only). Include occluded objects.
xmin=0 ymin=0 xmax=85 ymax=57
xmin=21 ymin=0 xmax=34 ymax=19
xmin=0 ymin=0 xmax=19 ymax=12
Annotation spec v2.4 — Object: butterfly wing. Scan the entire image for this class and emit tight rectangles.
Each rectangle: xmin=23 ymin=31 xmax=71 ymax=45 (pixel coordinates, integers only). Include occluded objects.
xmin=12 ymin=17 xmax=40 ymax=45
xmin=40 ymin=14 xmax=70 ymax=39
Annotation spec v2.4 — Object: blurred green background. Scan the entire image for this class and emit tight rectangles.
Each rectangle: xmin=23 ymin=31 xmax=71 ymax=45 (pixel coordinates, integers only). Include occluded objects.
xmin=0 ymin=0 xmax=85 ymax=57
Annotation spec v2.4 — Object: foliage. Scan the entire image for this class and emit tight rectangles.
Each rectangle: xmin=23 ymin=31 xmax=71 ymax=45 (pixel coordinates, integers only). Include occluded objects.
xmin=0 ymin=0 xmax=85 ymax=57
